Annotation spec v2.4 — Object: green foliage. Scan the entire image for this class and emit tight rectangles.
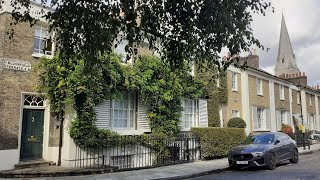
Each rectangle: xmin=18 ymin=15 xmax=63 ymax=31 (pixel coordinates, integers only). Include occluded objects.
xmin=227 ymin=117 xmax=247 ymax=128
xmin=37 ymin=54 xmax=204 ymax=148
xmin=196 ymin=65 xmax=228 ymax=127
xmin=126 ymin=56 xmax=205 ymax=136
xmin=8 ymin=0 xmax=272 ymax=71
xmin=192 ymin=127 xmax=246 ymax=158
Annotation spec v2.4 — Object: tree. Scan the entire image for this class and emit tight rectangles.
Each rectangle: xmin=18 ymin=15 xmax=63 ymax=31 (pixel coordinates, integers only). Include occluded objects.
xmin=2 ymin=0 xmax=273 ymax=70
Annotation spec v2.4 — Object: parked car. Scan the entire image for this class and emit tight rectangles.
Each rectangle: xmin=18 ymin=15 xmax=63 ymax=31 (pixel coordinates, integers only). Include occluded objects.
xmin=228 ymin=132 xmax=299 ymax=170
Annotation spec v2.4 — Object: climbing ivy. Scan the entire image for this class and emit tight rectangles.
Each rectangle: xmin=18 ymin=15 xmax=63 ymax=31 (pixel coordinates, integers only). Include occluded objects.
xmin=36 ymin=54 xmax=205 ymax=148
xmin=126 ymin=56 xmax=205 ymax=136
xmin=196 ymin=62 xmax=228 ymax=127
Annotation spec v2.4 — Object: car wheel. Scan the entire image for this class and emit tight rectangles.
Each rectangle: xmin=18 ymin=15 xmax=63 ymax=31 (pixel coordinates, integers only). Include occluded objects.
xmin=266 ymin=152 xmax=277 ymax=170
xmin=290 ymin=149 xmax=299 ymax=163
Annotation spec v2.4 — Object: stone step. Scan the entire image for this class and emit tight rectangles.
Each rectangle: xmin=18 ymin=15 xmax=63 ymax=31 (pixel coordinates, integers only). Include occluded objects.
xmin=14 ymin=160 xmax=54 ymax=169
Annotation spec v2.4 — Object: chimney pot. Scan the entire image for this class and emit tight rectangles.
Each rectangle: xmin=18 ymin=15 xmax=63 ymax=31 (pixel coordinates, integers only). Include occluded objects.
xmin=303 ymin=72 xmax=305 ymax=77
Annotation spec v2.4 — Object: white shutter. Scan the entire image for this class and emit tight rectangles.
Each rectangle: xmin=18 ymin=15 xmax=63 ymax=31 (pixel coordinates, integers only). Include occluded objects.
xmin=179 ymin=100 xmax=185 ymax=128
xmin=198 ymin=99 xmax=208 ymax=127
xmin=252 ymin=106 xmax=258 ymax=130
xmin=137 ymin=97 xmax=151 ymax=132
xmin=266 ymin=108 xmax=271 ymax=131
xmin=94 ymin=100 xmax=111 ymax=129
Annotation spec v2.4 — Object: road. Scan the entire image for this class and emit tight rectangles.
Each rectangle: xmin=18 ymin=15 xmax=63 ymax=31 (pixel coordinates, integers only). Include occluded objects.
xmin=191 ymin=151 xmax=320 ymax=180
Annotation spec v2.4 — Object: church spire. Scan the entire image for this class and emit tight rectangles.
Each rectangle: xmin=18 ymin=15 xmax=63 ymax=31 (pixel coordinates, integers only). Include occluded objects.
xmin=275 ymin=14 xmax=300 ymax=76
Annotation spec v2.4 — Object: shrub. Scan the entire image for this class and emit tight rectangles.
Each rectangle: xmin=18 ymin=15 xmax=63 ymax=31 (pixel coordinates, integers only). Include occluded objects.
xmin=227 ymin=117 xmax=246 ymax=128
xmin=191 ymin=127 xmax=246 ymax=158
xmin=281 ymin=123 xmax=293 ymax=135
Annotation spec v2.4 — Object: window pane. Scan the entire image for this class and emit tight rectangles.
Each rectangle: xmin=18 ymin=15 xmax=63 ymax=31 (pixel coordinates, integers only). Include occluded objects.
xmin=34 ymin=27 xmax=41 ymax=37
xmin=33 ymin=38 xmax=40 ymax=53
xmin=41 ymin=27 xmax=48 ymax=37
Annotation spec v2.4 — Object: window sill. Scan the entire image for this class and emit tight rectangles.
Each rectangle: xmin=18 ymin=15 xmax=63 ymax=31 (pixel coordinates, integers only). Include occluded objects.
xmin=32 ymin=53 xmax=53 ymax=59
xmin=232 ymin=89 xmax=238 ymax=92
xmin=257 ymin=93 xmax=264 ymax=96
xmin=280 ymin=98 xmax=285 ymax=101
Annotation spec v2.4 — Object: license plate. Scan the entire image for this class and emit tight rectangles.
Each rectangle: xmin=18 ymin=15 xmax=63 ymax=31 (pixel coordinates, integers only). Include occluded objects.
xmin=236 ymin=161 xmax=248 ymax=165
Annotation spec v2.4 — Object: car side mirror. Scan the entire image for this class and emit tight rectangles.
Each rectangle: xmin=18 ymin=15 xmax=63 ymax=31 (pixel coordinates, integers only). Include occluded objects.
xmin=274 ymin=139 xmax=280 ymax=145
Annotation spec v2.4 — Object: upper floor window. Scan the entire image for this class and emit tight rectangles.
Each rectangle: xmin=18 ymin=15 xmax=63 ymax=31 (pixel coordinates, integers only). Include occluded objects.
xmin=33 ymin=26 xmax=53 ymax=56
xmin=297 ymin=92 xmax=301 ymax=104
xmin=231 ymin=72 xmax=238 ymax=91
xmin=309 ymin=95 xmax=313 ymax=106
xmin=115 ymin=40 xmax=129 ymax=63
xmin=256 ymin=78 xmax=263 ymax=96
xmin=279 ymin=85 xmax=285 ymax=100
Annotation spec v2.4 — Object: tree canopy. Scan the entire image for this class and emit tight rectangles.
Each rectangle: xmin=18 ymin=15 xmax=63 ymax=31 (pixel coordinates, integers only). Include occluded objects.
xmin=2 ymin=0 xmax=272 ymax=70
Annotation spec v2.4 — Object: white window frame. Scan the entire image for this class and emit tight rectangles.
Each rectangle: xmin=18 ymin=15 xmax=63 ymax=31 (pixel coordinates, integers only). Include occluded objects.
xmin=231 ymin=72 xmax=238 ymax=91
xmin=279 ymin=85 xmax=285 ymax=100
xmin=111 ymin=92 xmax=135 ymax=129
xmin=181 ymin=99 xmax=197 ymax=130
xmin=309 ymin=95 xmax=313 ymax=106
xmin=256 ymin=78 xmax=263 ymax=96
xmin=257 ymin=107 xmax=265 ymax=130
xmin=33 ymin=25 xmax=54 ymax=58
xmin=308 ymin=114 xmax=315 ymax=130
xmin=297 ymin=92 xmax=301 ymax=104
xmin=280 ymin=110 xmax=287 ymax=125
xmin=232 ymin=110 xmax=240 ymax=118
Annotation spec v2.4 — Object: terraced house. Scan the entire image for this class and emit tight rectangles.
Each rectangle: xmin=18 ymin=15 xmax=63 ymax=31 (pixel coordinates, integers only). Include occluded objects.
xmin=221 ymin=15 xmax=320 ymax=134
xmin=0 ymin=1 xmax=208 ymax=171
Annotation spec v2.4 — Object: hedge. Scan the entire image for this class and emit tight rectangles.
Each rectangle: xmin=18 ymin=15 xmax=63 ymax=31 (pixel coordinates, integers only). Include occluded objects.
xmin=191 ymin=127 xmax=246 ymax=158
xmin=227 ymin=117 xmax=246 ymax=128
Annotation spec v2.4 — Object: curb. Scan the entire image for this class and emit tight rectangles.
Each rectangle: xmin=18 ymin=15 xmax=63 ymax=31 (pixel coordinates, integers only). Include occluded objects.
xmin=299 ymin=148 xmax=320 ymax=155
xmin=153 ymin=166 xmax=230 ymax=180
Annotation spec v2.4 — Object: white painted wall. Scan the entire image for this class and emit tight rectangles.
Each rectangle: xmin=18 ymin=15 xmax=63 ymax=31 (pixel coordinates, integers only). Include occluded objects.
xmin=240 ymin=70 xmax=251 ymax=134
xmin=0 ymin=149 xmax=19 ymax=170
xmin=269 ymin=80 xmax=276 ymax=132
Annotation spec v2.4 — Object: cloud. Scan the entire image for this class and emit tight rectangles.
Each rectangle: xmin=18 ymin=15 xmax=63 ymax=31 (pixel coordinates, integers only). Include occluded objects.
xmin=251 ymin=0 xmax=320 ymax=85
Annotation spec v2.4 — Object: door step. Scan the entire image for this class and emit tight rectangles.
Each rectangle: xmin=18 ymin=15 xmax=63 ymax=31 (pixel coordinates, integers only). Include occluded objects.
xmin=14 ymin=160 xmax=54 ymax=169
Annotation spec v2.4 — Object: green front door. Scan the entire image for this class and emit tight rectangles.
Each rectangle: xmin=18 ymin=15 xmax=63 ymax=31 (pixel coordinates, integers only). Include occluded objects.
xmin=20 ymin=109 xmax=44 ymax=160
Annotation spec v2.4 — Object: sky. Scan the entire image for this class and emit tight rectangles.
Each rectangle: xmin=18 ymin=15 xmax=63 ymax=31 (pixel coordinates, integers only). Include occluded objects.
xmin=241 ymin=0 xmax=320 ymax=86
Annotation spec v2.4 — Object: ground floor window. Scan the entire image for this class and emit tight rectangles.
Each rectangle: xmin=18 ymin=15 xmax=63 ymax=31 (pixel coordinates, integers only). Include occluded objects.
xmin=181 ymin=99 xmax=197 ymax=130
xmin=253 ymin=106 xmax=270 ymax=131
xmin=232 ymin=110 xmax=240 ymax=118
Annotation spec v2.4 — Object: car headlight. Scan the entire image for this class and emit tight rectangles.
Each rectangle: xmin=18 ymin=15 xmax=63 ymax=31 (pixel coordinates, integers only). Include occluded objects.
xmin=251 ymin=152 xmax=264 ymax=157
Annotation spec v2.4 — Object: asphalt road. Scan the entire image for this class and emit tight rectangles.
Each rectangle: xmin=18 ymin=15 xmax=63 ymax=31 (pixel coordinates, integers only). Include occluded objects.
xmin=191 ymin=151 xmax=320 ymax=180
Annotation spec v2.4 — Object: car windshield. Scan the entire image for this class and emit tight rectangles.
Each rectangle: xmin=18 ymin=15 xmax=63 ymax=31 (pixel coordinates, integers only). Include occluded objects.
xmin=242 ymin=134 xmax=275 ymax=145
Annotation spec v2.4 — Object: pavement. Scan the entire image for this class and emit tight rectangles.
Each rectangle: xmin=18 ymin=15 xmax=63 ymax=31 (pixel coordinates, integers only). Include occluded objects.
xmin=1 ymin=144 xmax=320 ymax=180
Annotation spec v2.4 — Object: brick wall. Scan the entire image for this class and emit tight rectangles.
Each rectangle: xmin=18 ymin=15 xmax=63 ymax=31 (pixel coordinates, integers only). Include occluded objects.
xmin=274 ymin=83 xmax=290 ymax=111
xmin=0 ymin=13 xmax=58 ymax=150
xmin=291 ymin=90 xmax=302 ymax=115
xmin=223 ymin=70 xmax=242 ymax=126
xmin=306 ymin=92 xmax=316 ymax=114
xmin=248 ymin=75 xmax=270 ymax=131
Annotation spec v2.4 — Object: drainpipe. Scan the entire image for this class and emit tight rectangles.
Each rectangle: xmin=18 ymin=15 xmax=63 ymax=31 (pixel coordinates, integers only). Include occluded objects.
xmin=57 ymin=111 xmax=64 ymax=166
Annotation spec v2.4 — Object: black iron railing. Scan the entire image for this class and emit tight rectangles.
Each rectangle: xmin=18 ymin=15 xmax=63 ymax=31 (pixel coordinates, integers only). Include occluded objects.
xmin=74 ymin=133 xmax=201 ymax=170
xmin=289 ymin=131 xmax=312 ymax=149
